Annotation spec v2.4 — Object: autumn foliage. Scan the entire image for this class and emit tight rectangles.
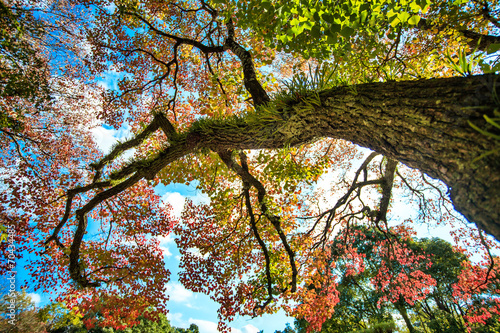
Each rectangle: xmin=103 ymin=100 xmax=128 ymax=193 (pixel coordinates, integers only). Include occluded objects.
xmin=1 ymin=0 xmax=500 ymax=332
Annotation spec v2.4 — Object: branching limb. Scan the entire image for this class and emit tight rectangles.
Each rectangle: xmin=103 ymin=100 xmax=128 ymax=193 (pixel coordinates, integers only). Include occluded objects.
xmin=90 ymin=113 xmax=174 ymax=181
xmin=473 ymin=228 xmax=496 ymax=291
xmin=130 ymin=12 xmax=225 ymax=54
xmin=122 ymin=10 xmax=269 ymax=108
xmin=205 ymin=53 xmax=228 ymax=103
xmin=307 ymin=152 xmax=380 ymax=246
xmin=243 ymin=185 xmax=274 ymax=314
xmin=45 ymin=180 xmax=113 ymax=249
xmin=223 ymin=19 xmax=270 ymax=107
xmin=69 ymin=172 xmax=143 ymax=287
xmin=218 ymin=149 xmax=297 ymax=312
xmin=237 ymin=151 xmax=297 ymax=293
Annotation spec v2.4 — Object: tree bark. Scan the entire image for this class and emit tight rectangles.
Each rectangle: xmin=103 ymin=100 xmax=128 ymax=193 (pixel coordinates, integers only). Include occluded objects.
xmin=185 ymin=74 xmax=499 ymax=240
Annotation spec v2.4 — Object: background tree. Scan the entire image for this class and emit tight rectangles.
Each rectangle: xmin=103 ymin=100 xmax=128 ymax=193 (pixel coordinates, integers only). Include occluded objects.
xmin=288 ymin=226 xmax=500 ymax=332
xmin=38 ymin=302 xmax=86 ymax=333
xmin=0 ymin=290 xmax=47 ymax=333
xmin=2 ymin=300 xmax=201 ymax=333
xmin=45 ymin=310 xmax=200 ymax=333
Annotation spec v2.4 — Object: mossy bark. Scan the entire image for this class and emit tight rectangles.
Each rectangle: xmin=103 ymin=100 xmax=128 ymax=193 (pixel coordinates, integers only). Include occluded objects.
xmin=188 ymin=74 xmax=499 ymax=240
xmin=103 ymin=74 xmax=499 ymax=241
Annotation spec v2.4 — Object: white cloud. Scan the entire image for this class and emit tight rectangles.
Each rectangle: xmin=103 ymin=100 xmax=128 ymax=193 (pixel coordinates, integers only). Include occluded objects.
xmin=241 ymin=324 xmax=260 ymax=333
xmin=189 ymin=319 xmax=221 ymax=333
xmin=27 ymin=293 xmax=41 ymax=305
xmin=160 ymin=245 xmax=172 ymax=257
xmin=168 ymin=312 xmax=188 ymax=327
xmin=161 ymin=189 xmax=210 ymax=219
xmin=162 ymin=192 xmax=186 ymax=218
xmin=157 ymin=234 xmax=175 ymax=257
xmin=165 ymin=282 xmax=194 ymax=303
xmin=157 ymin=234 xmax=174 ymax=244
xmin=91 ymin=123 xmax=134 ymax=160
xmin=91 ymin=126 xmax=118 ymax=153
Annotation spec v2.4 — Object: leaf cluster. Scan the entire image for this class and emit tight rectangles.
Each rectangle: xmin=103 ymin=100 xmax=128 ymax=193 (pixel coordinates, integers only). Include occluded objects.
xmin=0 ymin=1 xmax=51 ymax=130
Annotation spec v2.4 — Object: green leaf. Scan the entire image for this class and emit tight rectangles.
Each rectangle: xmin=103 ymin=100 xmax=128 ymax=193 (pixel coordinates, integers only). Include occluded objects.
xmin=329 ymin=23 xmax=342 ymax=34
xmin=468 ymin=120 xmax=500 ymax=140
xmin=291 ymin=25 xmax=305 ymax=36
xmin=408 ymin=14 xmax=420 ymax=26
xmin=416 ymin=0 xmax=430 ymax=10
xmin=359 ymin=10 xmax=368 ymax=23
xmin=322 ymin=13 xmax=334 ymax=23
xmin=326 ymin=34 xmax=337 ymax=44
xmin=487 ymin=43 xmax=500 ymax=54
xmin=313 ymin=11 xmax=321 ymax=22
xmin=278 ymin=34 xmax=290 ymax=43
xmin=340 ymin=26 xmax=355 ymax=38
xmin=409 ymin=1 xmax=421 ymax=12
xmin=398 ymin=12 xmax=410 ymax=23
xmin=261 ymin=1 xmax=272 ymax=10
xmin=359 ymin=3 xmax=370 ymax=12
xmin=390 ymin=16 xmax=401 ymax=28
xmin=310 ymin=25 xmax=321 ymax=38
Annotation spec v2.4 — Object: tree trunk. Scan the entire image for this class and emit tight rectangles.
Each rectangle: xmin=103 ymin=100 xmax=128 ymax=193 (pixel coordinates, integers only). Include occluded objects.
xmin=140 ymin=74 xmax=499 ymax=240
xmin=394 ymin=302 xmax=417 ymax=333
xmin=312 ymin=74 xmax=500 ymax=241
xmin=193 ymin=74 xmax=499 ymax=239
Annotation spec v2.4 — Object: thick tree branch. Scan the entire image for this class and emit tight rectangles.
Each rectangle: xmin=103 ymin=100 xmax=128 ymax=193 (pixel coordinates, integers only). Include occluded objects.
xmin=89 ymin=113 xmax=173 ymax=181
xmin=58 ymin=74 xmax=500 ymax=288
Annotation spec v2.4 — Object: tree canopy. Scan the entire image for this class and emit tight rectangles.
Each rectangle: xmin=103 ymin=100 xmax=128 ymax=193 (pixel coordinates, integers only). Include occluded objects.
xmin=1 ymin=0 xmax=500 ymax=332
xmin=297 ymin=228 xmax=499 ymax=332
xmin=0 ymin=293 xmax=200 ymax=333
